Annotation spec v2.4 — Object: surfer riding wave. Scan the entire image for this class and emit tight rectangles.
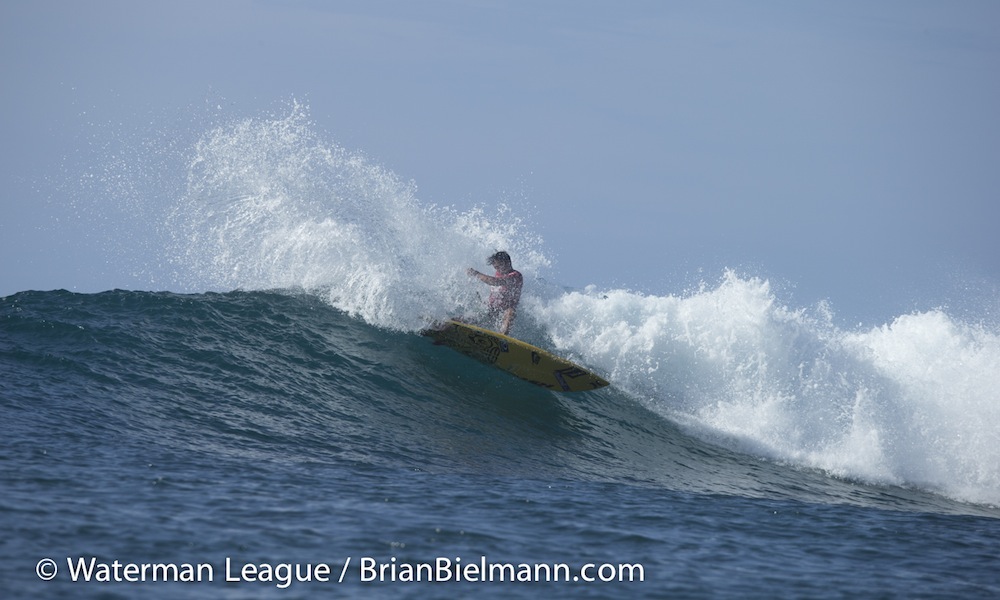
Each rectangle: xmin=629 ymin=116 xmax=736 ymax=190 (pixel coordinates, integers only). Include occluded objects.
xmin=467 ymin=251 xmax=523 ymax=335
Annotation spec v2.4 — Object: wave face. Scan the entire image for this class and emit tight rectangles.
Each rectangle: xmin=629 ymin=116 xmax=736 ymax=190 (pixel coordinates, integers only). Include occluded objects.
xmin=2 ymin=288 xmax=997 ymax=516
xmin=159 ymin=105 xmax=1000 ymax=509
xmin=6 ymin=288 xmax=1000 ymax=599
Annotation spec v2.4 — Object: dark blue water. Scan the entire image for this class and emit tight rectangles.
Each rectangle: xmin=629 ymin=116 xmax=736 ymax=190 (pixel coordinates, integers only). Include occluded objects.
xmin=2 ymin=289 xmax=998 ymax=598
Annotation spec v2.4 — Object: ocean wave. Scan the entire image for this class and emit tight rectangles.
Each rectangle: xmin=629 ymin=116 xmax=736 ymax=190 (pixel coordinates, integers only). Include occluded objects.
xmin=157 ymin=104 xmax=1000 ymax=508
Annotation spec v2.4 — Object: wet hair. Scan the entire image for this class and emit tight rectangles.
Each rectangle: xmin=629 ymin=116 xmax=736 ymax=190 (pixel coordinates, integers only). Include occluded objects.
xmin=488 ymin=251 xmax=511 ymax=266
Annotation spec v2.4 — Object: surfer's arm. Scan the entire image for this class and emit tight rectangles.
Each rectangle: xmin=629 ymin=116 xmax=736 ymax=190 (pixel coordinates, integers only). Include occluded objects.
xmin=467 ymin=269 xmax=502 ymax=285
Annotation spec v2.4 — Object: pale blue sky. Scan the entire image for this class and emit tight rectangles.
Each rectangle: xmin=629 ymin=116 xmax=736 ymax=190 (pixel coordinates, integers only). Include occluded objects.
xmin=2 ymin=0 xmax=998 ymax=323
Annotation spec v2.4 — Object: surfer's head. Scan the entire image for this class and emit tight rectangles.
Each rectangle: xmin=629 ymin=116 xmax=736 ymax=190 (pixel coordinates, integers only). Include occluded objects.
xmin=488 ymin=251 xmax=512 ymax=269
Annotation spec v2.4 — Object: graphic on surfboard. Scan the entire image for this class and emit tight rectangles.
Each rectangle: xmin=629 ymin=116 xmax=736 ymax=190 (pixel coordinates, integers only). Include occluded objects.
xmin=424 ymin=320 xmax=609 ymax=392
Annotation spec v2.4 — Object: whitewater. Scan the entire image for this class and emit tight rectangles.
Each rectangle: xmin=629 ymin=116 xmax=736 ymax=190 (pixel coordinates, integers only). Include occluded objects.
xmin=3 ymin=104 xmax=999 ymax=598
xmin=170 ymin=105 xmax=1000 ymax=508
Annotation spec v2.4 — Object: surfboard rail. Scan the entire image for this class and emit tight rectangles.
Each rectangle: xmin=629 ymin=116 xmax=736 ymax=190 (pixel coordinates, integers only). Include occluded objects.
xmin=423 ymin=320 xmax=609 ymax=392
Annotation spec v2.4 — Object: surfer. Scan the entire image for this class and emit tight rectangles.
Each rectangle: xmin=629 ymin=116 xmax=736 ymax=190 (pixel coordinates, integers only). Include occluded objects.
xmin=468 ymin=251 xmax=523 ymax=335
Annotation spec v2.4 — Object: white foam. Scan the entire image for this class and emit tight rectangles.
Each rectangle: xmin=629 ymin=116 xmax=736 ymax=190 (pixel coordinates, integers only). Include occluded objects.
xmin=536 ymin=271 xmax=1000 ymax=506
xmin=168 ymin=102 xmax=549 ymax=331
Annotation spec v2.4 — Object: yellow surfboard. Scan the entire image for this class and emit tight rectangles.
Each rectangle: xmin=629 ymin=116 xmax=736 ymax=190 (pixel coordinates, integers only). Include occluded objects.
xmin=424 ymin=320 xmax=609 ymax=392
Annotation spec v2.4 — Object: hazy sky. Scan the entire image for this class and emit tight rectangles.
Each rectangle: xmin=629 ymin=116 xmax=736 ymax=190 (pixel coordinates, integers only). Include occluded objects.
xmin=2 ymin=0 xmax=998 ymax=323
